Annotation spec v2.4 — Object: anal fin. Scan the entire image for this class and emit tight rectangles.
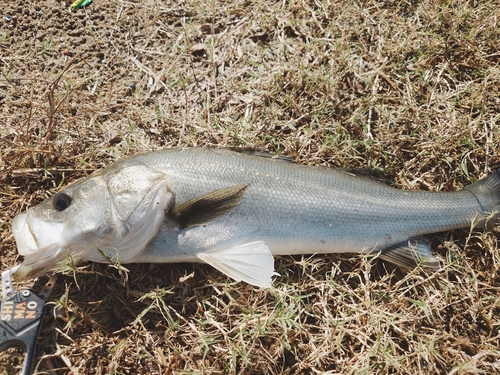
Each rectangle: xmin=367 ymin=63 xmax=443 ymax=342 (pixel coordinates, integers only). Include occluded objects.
xmin=197 ymin=241 xmax=276 ymax=288
xmin=379 ymin=237 xmax=440 ymax=271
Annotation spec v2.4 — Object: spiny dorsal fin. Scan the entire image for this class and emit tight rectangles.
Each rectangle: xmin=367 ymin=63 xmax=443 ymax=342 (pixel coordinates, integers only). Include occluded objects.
xmin=228 ymin=147 xmax=295 ymax=163
xmin=339 ymin=168 xmax=391 ymax=185
xmin=169 ymin=185 xmax=248 ymax=229
xmin=378 ymin=237 xmax=440 ymax=271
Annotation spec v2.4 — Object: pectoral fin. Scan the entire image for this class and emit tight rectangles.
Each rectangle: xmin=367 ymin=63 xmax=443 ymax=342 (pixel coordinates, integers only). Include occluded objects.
xmin=379 ymin=237 xmax=440 ymax=271
xmin=197 ymin=241 xmax=276 ymax=288
xmin=169 ymin=185 xmax=248 ymax=229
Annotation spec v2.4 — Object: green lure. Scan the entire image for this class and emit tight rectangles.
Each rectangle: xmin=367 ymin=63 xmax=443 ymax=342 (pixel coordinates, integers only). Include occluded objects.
xmin=70 ymin=0 xmax=92 ymax=11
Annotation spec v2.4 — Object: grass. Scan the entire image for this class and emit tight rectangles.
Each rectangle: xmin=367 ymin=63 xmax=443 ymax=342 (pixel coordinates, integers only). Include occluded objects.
xmin=0 ymin=0 xmax=500 ymax=374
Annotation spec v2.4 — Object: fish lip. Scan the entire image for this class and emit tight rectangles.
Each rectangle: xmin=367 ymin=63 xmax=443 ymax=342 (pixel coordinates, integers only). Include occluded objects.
xmin=11 ymin=251 xmax=67 ymax=280
xmin=12 ymin=211 xmax=66 ymax=280
xmin=12 ymin=212 xmax=38 ymax=255
xmin=11 ymin=263 xmax=39 ymax=281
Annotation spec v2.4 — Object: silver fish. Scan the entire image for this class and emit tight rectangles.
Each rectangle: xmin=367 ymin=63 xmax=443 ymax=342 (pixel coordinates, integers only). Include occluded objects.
xmin=10 ymin=148 xmax=500 ymax=287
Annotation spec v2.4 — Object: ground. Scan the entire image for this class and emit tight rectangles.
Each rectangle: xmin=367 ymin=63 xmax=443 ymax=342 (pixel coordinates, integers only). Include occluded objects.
xmin=1 ymin=0 xmax=500 ymax=374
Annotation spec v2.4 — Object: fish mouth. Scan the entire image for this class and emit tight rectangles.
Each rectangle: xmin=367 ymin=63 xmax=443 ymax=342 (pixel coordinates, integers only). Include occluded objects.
xmin=11 ymin=212 xmax=66 ymax=280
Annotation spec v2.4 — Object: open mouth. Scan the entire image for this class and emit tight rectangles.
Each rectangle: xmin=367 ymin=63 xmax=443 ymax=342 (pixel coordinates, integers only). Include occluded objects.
xmin=12 ymin=212 xmax=65 ymax=255
xmin=11 ymin=212 xmax=66 ymax=280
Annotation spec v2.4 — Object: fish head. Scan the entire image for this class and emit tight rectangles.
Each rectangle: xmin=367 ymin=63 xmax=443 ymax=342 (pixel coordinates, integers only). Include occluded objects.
xmin=11 ymin=161 xmax=173 ymax=280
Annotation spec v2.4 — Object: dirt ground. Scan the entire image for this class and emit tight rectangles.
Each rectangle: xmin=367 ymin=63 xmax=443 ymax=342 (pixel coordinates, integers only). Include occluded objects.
xmin=1 ymin=0 xmax=500 ymax=374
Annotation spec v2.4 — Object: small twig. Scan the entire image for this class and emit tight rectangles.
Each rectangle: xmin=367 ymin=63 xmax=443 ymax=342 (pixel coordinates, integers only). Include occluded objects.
xmin=44 ymin=53 xmax=96 ymax=145
xmin=9 ymin=167 xmax=88 ymax=178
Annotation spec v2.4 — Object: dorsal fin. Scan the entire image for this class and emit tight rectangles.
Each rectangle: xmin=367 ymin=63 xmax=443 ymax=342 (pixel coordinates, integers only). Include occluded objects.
xmin=339 ymin=168 xmax=391 ymax=185
xmin=169 ymin=185 xmax=248 ymax=229
xmin=228 ymin=147 xmax=295 ymax=163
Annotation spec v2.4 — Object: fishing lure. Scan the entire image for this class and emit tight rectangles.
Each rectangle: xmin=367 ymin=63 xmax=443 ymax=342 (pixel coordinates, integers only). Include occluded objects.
xmin=70 ymin=0 xmax=92 ymax=11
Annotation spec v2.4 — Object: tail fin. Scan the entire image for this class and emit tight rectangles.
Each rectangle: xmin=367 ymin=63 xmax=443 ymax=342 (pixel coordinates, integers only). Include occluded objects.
xmin=464 ymin=169 xmax=500 ymax=229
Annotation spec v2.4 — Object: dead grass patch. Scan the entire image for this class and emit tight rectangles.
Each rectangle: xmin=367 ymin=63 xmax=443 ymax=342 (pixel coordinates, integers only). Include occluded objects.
xmin=1 ymin=0 xmax=499 ymax=374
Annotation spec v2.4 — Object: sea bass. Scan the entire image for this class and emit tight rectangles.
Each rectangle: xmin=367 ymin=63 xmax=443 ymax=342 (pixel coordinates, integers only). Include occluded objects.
xmin=10 ymin=148 xmax=500 ymax=287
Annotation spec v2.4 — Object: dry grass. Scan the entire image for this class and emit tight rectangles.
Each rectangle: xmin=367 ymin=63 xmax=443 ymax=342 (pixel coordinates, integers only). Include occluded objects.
xmin=1 ymin=0 xmax=500 ymax=374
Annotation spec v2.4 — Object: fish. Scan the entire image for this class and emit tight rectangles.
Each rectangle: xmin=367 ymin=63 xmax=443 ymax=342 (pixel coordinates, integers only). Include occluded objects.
xmin=10 ymin=148 xmax=500 ymax=287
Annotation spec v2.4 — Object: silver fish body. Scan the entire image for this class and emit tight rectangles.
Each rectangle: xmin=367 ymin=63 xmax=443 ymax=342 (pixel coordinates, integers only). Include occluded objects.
xmin=11 ymin=148 xmax=500 ymax=287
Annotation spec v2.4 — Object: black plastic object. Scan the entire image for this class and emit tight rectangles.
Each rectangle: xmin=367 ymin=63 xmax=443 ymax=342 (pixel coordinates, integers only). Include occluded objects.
xmin=0 ymin=289 xmax=46 ymax=375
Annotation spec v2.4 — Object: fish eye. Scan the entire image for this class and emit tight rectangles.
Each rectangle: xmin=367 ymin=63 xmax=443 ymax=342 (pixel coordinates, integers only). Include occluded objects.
xmin=53 ymin=192 xmax=72 ymax=211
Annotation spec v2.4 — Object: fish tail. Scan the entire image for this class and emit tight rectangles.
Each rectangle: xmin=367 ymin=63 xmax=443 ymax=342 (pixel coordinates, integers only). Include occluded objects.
xmin=464 ymin=169 xmax=500 ymax=229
